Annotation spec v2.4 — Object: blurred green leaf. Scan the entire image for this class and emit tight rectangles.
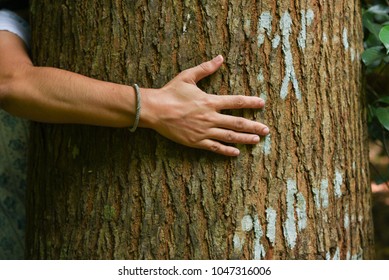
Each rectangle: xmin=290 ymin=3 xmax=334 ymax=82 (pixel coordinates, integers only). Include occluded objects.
xmin=363 ymin=13 xmax=383 ymax=39
xmin=368 ymin=105 xmax=376 ymax=123
xmin=362 ymin=46 xmax=386 ymax=66
xmin=363 ymin=2 xmax=389 ymax=139
xmin=375 ymin=107 xmax=389 ymax=131
xmin=377 ymin=96 xmax=389 ymax=104
xmin=367 ymin=4 xmax=389 ymax=16
xmin=379 ymin=25 xmax=389 ymax=51
xmin=365 ymin=33 xmax=383 ymax=48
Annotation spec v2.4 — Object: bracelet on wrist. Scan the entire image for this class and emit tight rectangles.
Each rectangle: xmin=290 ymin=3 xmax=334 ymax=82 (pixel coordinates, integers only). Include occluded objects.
xmin=129 ymin=84 xmax=141 ymax=132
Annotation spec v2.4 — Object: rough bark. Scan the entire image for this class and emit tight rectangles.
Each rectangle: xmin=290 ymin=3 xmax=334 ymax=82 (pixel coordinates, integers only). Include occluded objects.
xmin=26 ymin=0 xmax=374 ymax=259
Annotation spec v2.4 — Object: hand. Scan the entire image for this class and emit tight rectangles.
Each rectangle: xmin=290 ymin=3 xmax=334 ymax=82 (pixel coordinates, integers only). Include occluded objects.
xmin=140 ymin=55 xmax=269 ymax=156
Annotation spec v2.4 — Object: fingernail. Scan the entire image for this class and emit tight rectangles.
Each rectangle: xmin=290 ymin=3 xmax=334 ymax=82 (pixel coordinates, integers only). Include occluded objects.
xmin=213 ymin=55 xmax=223 ymax=63
xmin=262 ymin=127 xmax=270 ymax=134
xmin=233 ymin=149 xmax=240 ymax=156
xmin=259 ymin=98 xmax=265 ymax=106
xmin=253 ymin=135 xmax=260 ymax=142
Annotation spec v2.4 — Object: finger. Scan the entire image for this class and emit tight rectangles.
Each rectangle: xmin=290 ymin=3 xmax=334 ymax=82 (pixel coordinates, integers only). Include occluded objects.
xmin=183 ymin=55 xmax=224 ymax=84
xmin=211 ymin=95 xmax=266 ymax=111
xmin=197 ymin=139 xmax=241 ymax=157
xmin=214 ymin=114 xmax=270 ymax=135
xmin=207 ymin=128 xmax=261 ymax=144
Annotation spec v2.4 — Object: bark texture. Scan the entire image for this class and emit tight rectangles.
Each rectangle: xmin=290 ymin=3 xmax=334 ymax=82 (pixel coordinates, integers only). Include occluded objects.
xmin=26 ymin=0 xmax=374 ymax=259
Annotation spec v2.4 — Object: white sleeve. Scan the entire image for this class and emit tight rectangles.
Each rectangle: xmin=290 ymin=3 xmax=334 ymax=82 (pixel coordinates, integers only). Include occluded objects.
xmin=0 ymin=9 xmax=31 ymax=49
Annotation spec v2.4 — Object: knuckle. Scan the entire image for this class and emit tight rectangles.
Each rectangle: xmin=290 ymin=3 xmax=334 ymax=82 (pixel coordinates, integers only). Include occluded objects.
xmin=225 ymin=131 xmax=235 ymax=142
xmin=256 ymin=125 xmax=265 ymax=135
xmin=186 ymin=131 xmax=203 ymax=145
xmin=199 ymin=62 xmax=211 ymax=73
xmin=234 ymin=118 xmax=246 ymax=131
xmin=187 ymin=136 xmax=198 ymax=145
xmin=202 ymin=96 xmax=217 ymax=109
xmin=234 ymin=96 xmax=246 ymax=108
xmin=179 ymin=69 xmax=191 ymax=79
xmin=209 ymin=143 xmax=221 ymax=153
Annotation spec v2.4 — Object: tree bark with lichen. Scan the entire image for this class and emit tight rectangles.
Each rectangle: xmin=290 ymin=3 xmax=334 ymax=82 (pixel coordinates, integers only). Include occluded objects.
xmin=26 ymin=0 xmax=374 ymax=259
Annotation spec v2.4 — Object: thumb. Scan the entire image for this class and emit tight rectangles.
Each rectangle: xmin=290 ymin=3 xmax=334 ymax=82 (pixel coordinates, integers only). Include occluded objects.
xmin=185 ymin=55 xmax=224 ymax=83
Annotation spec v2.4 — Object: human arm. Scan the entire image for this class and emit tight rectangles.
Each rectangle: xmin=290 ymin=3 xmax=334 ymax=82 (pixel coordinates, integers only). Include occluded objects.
xmin=0 ymin=30 xmax=140 ymax=127
xmin=0 ymin=17 xmax=269 ymax=157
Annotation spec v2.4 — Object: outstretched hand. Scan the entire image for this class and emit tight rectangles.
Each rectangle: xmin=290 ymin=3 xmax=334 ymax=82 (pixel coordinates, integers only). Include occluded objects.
xmin=139 ymin=55 xmax=269 ymax=156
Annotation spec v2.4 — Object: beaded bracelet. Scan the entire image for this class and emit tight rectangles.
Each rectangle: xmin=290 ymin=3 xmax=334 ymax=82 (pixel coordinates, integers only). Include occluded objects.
xmin=129 ymin=84 xmax=141 ymax=132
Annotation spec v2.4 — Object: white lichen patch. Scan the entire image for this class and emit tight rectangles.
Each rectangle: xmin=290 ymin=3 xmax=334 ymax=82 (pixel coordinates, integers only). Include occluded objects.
xmin=297 ymin=11 xmax=307 ymax=50
xmin=296 ymin=193 xmax=307 ymax=231
xmin=257 ymin=68 xmax=265 ymax=82
xmin=322 ymin=32 xmax=328 ymax=43
xmin=262 ymin=135 xmax=271 ymax=156
xmin=260 ymin=91 xmax=267 ymax=102
xmin=334 ymin=169 xmax=343 ymax=199
xmin=272 ymin=34 xmax=281 ymax=49
xmin=241 ymin=215 xmax=254 ymax=232
xmin=297 ymin=9 xmax=314 ymax=50
xmin=281 ymin=179 xmax=309 ymax=249
xmin=233 ymin=233 xmax=244 ymax=252
xmin=320 ymin=179 xmax=329 ymax=209
xmin=306 ymin=9 xmax=315 ymax=26
xmin=280 ymin=12 xmax=301 ymax=101
xmin=257 ymin=11 xmax=273 ymax=47
xmin=266 ymin=207 xmax=277 ymax=246
xmin=344 ymin=204 xmax=350 ymax=229
xmin=333 ymin=247 xmax=340 ymax=260
xmin=182 ymin=14 xmax=191 ymax=33
xmin=326 ymin=247 xmax=341 ymax=260
xmin=253 ymin=215 xmax=266 ymax=259
xmin=283 ymin=179 xmax=298 ymax=249
xmin=342 ymin=28 xmax=349 ymax=50
xmin=313 ymin=179 xmax=330 ymax=210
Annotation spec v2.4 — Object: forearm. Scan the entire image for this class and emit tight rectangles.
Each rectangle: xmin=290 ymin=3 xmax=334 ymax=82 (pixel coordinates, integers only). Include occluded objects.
xmin=3 ymin=64 xmax=137 ymax=127
xmin=0 ymin=30 xmax=139 ymax=128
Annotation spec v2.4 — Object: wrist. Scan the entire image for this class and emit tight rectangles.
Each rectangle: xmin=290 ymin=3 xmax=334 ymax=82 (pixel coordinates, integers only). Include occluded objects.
xmin=128 ymin=84 xmax=141 ymax=132
xmin=137 ymin=87 xmax=159 ymax=130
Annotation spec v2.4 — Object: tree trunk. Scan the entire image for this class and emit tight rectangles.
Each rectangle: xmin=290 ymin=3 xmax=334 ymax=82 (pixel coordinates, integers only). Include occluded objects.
xmin=26 ymin=0 xmax=374 ymax=259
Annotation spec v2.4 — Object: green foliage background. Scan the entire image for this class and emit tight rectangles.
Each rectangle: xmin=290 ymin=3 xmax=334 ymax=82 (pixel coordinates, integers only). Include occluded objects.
xmin=363 ymin=0 xmax=389 ymax=144
xmin=363 ymin=0 xmax=389 ymax=260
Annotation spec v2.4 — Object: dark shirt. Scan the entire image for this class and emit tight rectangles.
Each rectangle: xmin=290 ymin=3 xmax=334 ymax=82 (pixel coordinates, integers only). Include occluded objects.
xmin=0 ymin=0 xmax=29 ymax=10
